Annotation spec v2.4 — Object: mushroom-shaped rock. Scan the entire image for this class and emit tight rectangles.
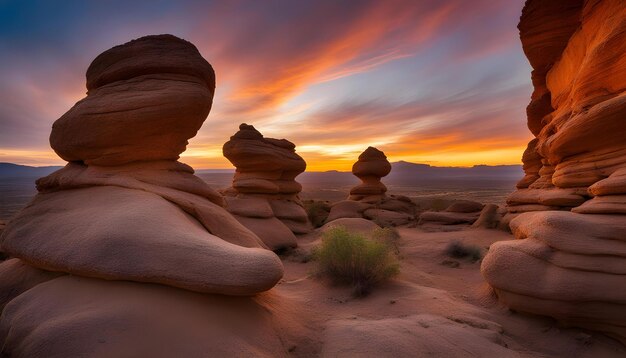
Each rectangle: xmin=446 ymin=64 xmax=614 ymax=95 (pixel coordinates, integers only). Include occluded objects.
xmin=50 ymin=35 xmax=215 ymax=166
xmin=222 ymin=124 xmax=311 ymax=249
xmin=0 ymin=34 xmax=291 ymax=356
xmin=223 ymin=123 xmax=306 ymax=196
xmin=1 ymin=35 xmax=282 ymax=296
xmin=349 ymin=147 xmax=392 ymax=201
xmin=325 ymin=148 xmax=417 ymax=226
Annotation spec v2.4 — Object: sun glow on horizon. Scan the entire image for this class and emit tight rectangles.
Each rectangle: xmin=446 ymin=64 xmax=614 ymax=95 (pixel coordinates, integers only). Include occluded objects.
xmin=0 ymin=0 xmax=532 ymax=172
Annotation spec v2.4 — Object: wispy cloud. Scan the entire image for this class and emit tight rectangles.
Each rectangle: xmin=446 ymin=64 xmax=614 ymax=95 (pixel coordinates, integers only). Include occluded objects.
xmin=0 ymin=0 xmax=531 ymax=169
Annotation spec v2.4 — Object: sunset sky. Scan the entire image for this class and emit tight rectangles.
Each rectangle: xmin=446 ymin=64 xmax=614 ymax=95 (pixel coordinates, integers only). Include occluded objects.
xmin=0 ymin=0 xmax=533 ymax=171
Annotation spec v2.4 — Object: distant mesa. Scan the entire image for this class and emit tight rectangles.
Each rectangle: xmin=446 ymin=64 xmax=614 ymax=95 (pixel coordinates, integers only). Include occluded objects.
xmin=481 ymin=0 xmax=626 ymax=345
xmin=0 ymin=35 xmax=294 ymax=356
xmin=222 ymin=123 xmax=311 ymax=250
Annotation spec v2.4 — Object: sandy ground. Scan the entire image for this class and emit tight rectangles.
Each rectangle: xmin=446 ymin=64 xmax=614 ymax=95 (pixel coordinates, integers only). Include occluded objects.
xmin=274 ymin=225 xmax=626 ymax=357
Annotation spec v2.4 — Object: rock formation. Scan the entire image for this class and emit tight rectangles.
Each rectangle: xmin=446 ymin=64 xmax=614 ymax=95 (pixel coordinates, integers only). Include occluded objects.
xmin=349 ymin=147 xmax=392 ymax=201
xmin=222 ymin=123 xmax=311 ymax=250
xmin=482 ymin=0 xmax=626 ymax=344
xmin=0 ymin=35 xmax=294 ymax=356
xmin=418 ymin=200 xmax=485 ymax=226
xmin=327 ymin=147 xmax=417 ymax=226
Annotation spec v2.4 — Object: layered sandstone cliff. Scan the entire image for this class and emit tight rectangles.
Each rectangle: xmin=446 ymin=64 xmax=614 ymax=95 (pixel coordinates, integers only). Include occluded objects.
xmin=483 ymin=0 xmax=626 ymax=344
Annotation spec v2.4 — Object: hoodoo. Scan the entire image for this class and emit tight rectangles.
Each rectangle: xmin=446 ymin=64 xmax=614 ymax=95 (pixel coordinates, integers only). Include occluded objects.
xmin=326 ymin=147 xmax=417 ymax=227
xmin=222 ymin=123 xmax=311 ymax=250
xmin=0 ymin=35 xmax=296 ymax=357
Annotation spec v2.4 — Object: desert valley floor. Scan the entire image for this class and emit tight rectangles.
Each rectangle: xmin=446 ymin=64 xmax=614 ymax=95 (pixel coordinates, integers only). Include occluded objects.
xmin=263 ymin=223 xmax=626 ymax=357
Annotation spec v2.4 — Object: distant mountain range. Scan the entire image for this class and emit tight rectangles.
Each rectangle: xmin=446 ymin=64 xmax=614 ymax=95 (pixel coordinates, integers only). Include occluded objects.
xmin=298 ymin=161 xmax=522 ymax=185
xmin=388 ymin=161 xmax=522 ymax=181
xmin=0 ymin=161 xmax=522 ymax=183
xmin=0 ymin=163 xmax=63 ymax=178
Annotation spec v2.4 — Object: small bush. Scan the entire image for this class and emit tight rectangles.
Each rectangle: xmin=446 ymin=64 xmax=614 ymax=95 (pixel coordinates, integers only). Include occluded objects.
xmin=314 ymin=226 xmax=400 ymax=296
xmin=445 ymin=240 xmax=483 ymax=262
xmin=303 ymin=200 xmax=331 ymax=228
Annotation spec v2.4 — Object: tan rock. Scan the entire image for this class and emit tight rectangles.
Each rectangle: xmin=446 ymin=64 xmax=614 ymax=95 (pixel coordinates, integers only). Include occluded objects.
xmin=233 ymin=215 xmax=297 ymax=250
xmin=0 ymin=35 xmax=284 ymax=296
xmin=418 ymin=211 xmax=480 ymax=226
xmin=0 ymin=259 xmax=62 ymax=311
xmin=363 ymin=208 xmax=413 ymax=227
xmin=222 ymin=124 xmax=311 ymax=243
xmin=326 ymin=200 xmax=373 ymax=222
xmin=0 ymin=276 xmax=307 ymax=357
xmin=2 ymin=186 xmax=283 ymax=295
xmin=445 ymin=200 xmax=484 ymax=213
xmin=471 ymin=204 xmax=502 ymax=229
xmin=482 ymin=211 xmax=626 ymax=343
xmin=223 ymin=123 xmax=306 ymax=197
xmin=572 ymin=195 xmax=626 ymax=214
xmin=225 ymin=196 xmax=274 ymax=218
xmin=0 ymin=33 xmax=296 ymax=357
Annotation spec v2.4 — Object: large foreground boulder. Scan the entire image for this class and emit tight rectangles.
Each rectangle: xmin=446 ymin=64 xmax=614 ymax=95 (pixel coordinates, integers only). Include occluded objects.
xmin=0 ymin=276 xmax=305 ymax=357
xmin=482 ymin=0 xmax=626 ymax=344
xmin=0 ymin=35 xmax=290 ymax=356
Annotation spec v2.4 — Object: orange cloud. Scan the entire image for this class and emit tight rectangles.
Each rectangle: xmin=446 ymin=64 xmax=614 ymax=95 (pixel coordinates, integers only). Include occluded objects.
xmin=1 ymin=0 xmax=530 ymax=172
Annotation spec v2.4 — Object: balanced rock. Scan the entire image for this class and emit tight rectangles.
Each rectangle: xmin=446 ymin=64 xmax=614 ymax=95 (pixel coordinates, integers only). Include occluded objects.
xmin=482 ymin=0 xmax=626 ymax=344
xmin=0 ymin=35 xmax=291 ymax=356
xmin=327 ymin=148 xmax=417 ymax=227
xmin=50 ymin=35 xmax=215 ymax=166
xmin=349 ymin=147 xmax=392 ymax=201
xmin=222 ymin=124 xmax=311 ymax=249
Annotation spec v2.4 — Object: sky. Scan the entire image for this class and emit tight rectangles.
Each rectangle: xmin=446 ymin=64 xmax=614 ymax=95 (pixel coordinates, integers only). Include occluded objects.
xmin=0 ymin=0 xmax=533 ymax=171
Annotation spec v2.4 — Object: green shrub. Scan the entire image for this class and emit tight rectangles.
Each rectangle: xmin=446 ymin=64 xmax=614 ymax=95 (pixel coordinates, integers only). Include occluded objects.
xmin=303 ymin=200 xmax=331 ymax=228
xmin=445 ymin=240 xmax=483 ymax=262
xmin=314 ymin=226 xmax=400 ymax=296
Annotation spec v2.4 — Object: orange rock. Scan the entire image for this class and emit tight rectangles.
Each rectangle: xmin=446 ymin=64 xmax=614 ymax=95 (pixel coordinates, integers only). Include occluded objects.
xmin=50 ymin=35 xmax=215 ymax=166
xmin=349 ymin=147 xmax=391 ymax=200
xmin=484 ymin=0 xmax=626 ymax=344
xmin=222 ymin=124 xmax=311 ymax=248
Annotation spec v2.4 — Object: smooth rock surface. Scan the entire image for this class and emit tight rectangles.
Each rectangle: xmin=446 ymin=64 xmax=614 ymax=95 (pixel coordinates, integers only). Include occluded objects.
xmin=50 ymin=35 xmax=215 ymax=166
